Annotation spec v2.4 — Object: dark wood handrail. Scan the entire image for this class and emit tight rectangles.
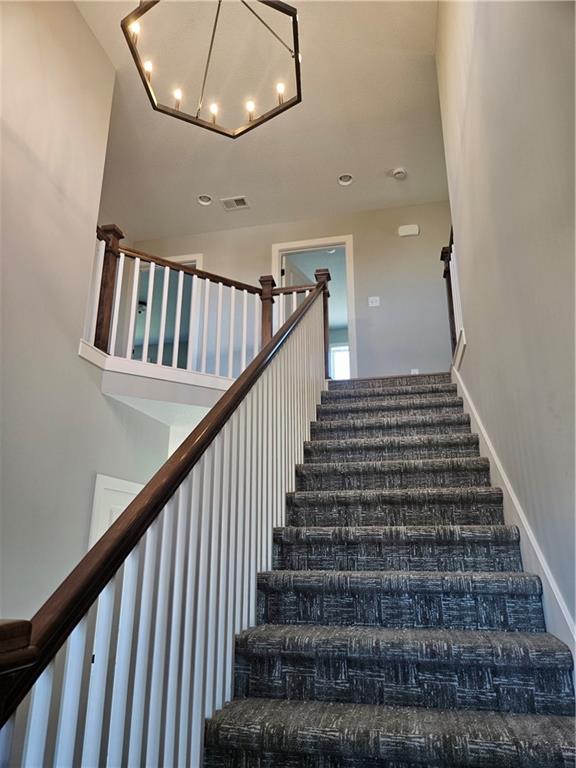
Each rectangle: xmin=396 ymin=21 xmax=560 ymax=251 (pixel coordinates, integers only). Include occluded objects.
xmin=120 ymin=245 xmax=262 ymax=295
xmin=440 ymin=227 xmax=457 ymax=355
xmin=272 ymin=284 xmax=316 ymax=295
xmin=0 ymin=276 xmax=329 ymax=726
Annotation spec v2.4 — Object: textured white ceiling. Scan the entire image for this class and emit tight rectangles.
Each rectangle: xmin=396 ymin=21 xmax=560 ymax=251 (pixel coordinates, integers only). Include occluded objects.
xmin=78 ymin=1 xmax=448 ymax=241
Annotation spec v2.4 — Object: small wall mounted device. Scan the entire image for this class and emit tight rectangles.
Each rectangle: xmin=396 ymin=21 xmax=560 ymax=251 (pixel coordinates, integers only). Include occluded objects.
xmin=398 ymin=224 xmax=420 ymax=237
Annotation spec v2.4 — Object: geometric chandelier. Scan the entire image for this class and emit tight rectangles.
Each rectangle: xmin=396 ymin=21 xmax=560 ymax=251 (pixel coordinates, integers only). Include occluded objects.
xmin=121 ymin=1 xmax=302 ymax=139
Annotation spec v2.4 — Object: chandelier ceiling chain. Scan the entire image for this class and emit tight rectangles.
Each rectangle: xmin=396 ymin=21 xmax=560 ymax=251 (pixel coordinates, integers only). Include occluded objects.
xmin=196 ymin=0 xmax=223 ymax=119
xmin=121 ymin=0 xmax=302 ymax=139
xmin=239 ymin=1 xmax=295 ymax=57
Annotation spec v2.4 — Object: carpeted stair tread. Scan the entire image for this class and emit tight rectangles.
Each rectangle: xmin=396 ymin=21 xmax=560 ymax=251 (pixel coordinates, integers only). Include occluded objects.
xmin=274 ymin=524 xmax=518 ymax=544
xmin=304 ymin=433 xmax=480 ymax=463
xmin=235 ymin=626 xmax=574 ymax=715
xmin=296 ymin=456 xmax=491 ymax=492
xmin=236 ymin=624 xmax=571 ymax=668
xmin=318 ymin=395 xmax=464 ymax=421
xmin=234 ymin=625 xmax=574 ymax=715
xmin=257 ymin=570 xmax=545 ymax=631
xmin=286 ymin=486 xmax=504 ymax=527
xmin=311 ymin=412 xmax=472 ymax=439
xmin=204 ymin=698 xmax=576 ymax=767
xmin=258 ymin=570 xmax=541 ymax=596
xmin=321 ymin=382 xmax=458 ymax=403
xmin=328 ymin=372 xmax=452 ymax=390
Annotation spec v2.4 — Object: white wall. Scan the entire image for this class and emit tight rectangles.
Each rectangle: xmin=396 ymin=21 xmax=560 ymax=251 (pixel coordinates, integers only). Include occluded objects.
xmin=0 ymin=3 xmax=170 ymax=618
xmin=137 ymin=202 xmax=453 ymax=377
xmin=436 ymin=2 xmax=574 ymax=640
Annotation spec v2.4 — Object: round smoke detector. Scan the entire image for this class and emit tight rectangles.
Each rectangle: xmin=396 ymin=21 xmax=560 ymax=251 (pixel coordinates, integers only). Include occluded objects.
xmin=337 ymin=173 xmax=354 ymax=186
xmin=198 ymin=194 xmax=213 ymax=206
xmin=391 ymin=167 xmax=407 ymax=180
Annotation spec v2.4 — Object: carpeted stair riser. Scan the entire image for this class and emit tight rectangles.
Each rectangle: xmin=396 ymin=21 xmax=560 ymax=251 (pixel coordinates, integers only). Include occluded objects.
xmin=328 ymin=372 xmax=452 ymax=390
xmin=234 ymin=626 xmax=574 ymax=715
xmin=257 ymin=571 xmax=545 ymax=631
xmin=317 ymin=396 xmax=464 ymax=422
xmin=296 ymin=458 xmax=491 ymax=492
xmin=311 ymin=413 xmax=472 ymax=440
xmin=321 ymin=382 xmax=458 ymax=403
xmin=303 ymin=434 xmax=479 ymax=464
xmin=204 ymin=699 xmax=576 ymax=768
xmin=272 ymin=525 xmax=522 ymax=572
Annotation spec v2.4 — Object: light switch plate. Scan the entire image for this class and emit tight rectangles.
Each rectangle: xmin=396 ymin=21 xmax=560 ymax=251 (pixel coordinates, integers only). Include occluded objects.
xmin=368 ymin=296 xmax=380 ymax=307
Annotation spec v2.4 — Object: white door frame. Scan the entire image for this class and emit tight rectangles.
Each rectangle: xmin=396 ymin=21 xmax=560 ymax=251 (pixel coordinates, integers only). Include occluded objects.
xmin=89 ymin=473 xmax=144 ymax=549
xmin=165 ymin=253 xmax=204 ymax=269
xmin=271 ymin=235 xmax=358 ymax=377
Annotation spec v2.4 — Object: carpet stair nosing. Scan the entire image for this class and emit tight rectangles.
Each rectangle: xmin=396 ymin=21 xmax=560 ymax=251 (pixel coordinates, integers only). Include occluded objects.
xmin=303 ymin=433 xmax=480 ymax=463
xmin=204 ymin=698 xmax=576 ymax=767
xmin=321 ymin=382 xmax=458 ymax=402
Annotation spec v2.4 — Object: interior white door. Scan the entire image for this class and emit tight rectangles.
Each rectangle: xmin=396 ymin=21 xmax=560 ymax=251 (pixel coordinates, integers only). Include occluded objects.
xmin=88 ymin=474 xmax=144 ymax=549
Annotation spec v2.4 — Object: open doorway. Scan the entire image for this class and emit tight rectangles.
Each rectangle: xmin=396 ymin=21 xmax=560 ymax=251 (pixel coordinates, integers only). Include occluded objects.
xmin=272 ymin=236 xmax=357 ymax=378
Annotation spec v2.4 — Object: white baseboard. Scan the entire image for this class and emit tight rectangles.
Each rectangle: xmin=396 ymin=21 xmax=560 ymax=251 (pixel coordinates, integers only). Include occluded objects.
xmin=452 ymin=366 xmax=575 ymax=650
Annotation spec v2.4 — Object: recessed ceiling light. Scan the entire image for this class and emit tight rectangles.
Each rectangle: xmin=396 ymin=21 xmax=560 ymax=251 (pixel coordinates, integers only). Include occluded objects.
xmin=337 ymin=173 xmax=353 ymax=186
xmin=198 ymin=194 xmax=213 ymax=206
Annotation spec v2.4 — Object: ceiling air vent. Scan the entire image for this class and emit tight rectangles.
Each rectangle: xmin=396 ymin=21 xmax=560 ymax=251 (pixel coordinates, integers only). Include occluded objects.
xmin=220 ymin=196 xmax=250 ymax=212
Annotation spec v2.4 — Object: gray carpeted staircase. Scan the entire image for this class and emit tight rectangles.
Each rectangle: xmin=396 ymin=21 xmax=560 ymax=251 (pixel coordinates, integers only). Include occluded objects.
xmin=204 ymin=372 xmax=575 ymax=767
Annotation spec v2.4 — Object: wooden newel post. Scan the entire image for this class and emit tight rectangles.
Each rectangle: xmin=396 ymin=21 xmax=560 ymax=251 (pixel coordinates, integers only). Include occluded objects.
xmin=94 ymin=224 xmax=124 ymax=352
xmin=314 ymin=268 xmax=331 ymax=379
xmin=259 ymin=274 xmax=276 ymax=348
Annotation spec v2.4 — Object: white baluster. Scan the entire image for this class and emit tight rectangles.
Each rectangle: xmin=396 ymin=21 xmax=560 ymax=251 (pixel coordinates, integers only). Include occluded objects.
xmin=204 ymin=434 xmax=223 ymax=716
xmin=125 ymin=257 xmax=140 ymax=359
xmin=21 ymin=662 xmax=54 ymax=768
xmin=0 ymin=716 xmax=14 ymax=768
xmin=253 ymin=292 xmax=260 ymax=355
xmin=163 ymin=485 xmax=189 ymax=767
xmin=215 ymin=282 xmax=224 ymax=376
xmin=201 ymin=279 xmax=211 ymax=373
xmin=128 ymin=520 xmax=159 ymax=766
xmin=178 ymin=470 xmax=201 ymax=766
xmin=141 ymin=262 xmax=155 ymax=362
xmin=81 ymin=580 xmax=116 ymax=767
xmin=53 ymin=617 xmax=88 ymax=766
xmin=146 ymin=503 xmax=175 ymax=766
xmin=106 ymin=547 xmax=141 ymax=766
xmin=236 ymin=402 xmax=249 ymax=631
xmin=187 ymin=275 xmax=200 ymax=371
xmin=227 ymin=287 xmax=236 ymax=378
xmin=189 ymin=447 xmax=214 ymax=761
xmin=172 ymin=269 xmax=184 ymax=368
xmin=157 ymin=265 xmax=170 ymax=365
xmin=109 ymin=252 xmax=125 ymax=355
xmin=216 ymin=422 xmax=232 ymax=706
xmin=246 ymin=390 xmax=257 ymax=625
xmin=225 ymin=411 xmax=240 ymax=692
xmin=241 ymin=290 xmax=248 ymax=370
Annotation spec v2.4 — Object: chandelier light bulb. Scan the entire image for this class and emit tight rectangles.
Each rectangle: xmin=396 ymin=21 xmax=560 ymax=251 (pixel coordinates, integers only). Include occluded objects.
xmin=143 ymin=60 xmax=152 ymax=81
xmin=276 ymin=82 xmax=285 ymax=105
xmin=246 ymin=100 xmax=255 ymax=121
xmin=174 ymin=88 xmax=183 ymax=109
xmin=209 ymin=103 xmax=219 ymax=124
xmin=129 ymin=21 xmax=140 ymax=44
